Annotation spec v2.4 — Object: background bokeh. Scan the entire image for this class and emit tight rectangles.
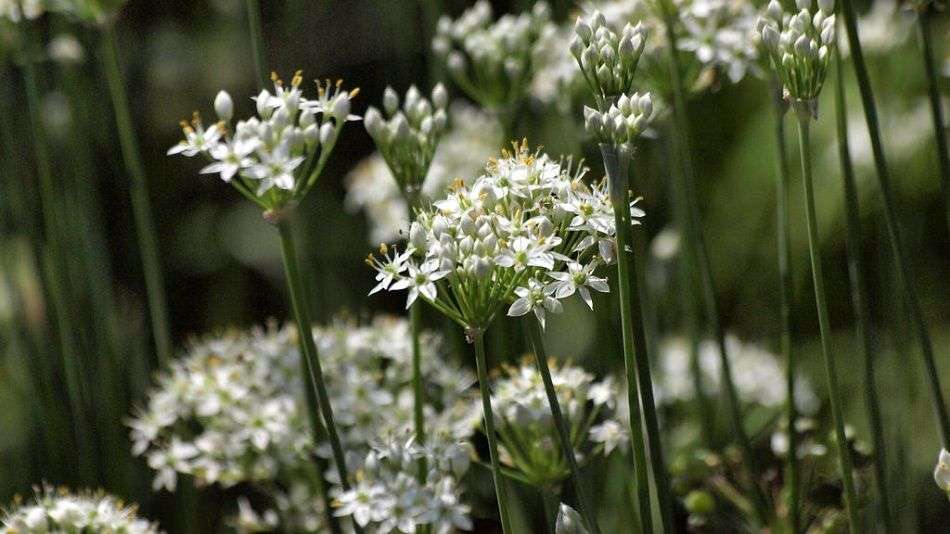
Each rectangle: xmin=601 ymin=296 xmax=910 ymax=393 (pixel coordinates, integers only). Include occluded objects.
xmin=0 ymin=0 xmax=948 ymax=531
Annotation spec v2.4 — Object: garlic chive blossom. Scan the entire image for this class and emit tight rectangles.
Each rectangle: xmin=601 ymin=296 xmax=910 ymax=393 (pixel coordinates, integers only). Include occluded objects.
xmin=168 ymin=71 xmax=359 ymax=218
xmin=571 ymin=10 xmax=648 ymax=109
xmin=368 ymin=142 xmax=644 ymax=336
xmin=363 ymin=84 xmax=449 ymax=204
xmin=758 ymin=0 xmax=835 ymax=114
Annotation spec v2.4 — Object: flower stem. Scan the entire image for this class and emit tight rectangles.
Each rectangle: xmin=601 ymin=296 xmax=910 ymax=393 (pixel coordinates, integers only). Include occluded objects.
xmin=20 ymin=20 xmax=95 ymax=484
xmin=101 ymin=22 xmax=172 ymax=366
xmin=658 ymin=11 xmax=771 ymax=526
xmin=276 ymin=220 xmax=353 ymax=490
xmin=540 ymin=487 xmax=559 ymax=533
xmin=411 ymin=302 xmax=427 ymax=477
xmin=916 ymin=5 xmax=950 ymax=232
xmin=839 ymin=0 xmax=950 ymax=448
xmin=524 ymin=317 xmax=600 ymax=534
xmin=769 ymin=80 xmax=800 ymax=534
xmin=833 ymin=47 xmax=894 ymax=534
xmin=473 ymin=330 xmax=513 ymax=534
xmin=795 ymin=112 xmax=861 ymax=532
xmin=245 ymin=0 xmax=268 ymax=89
xmin=601 ymin=144 xmax=664 ymax=534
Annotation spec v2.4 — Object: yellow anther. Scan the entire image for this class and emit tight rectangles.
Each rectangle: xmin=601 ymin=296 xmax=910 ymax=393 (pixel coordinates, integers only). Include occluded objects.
xmin=349 ymin=87 xmax=361 ymax=98
xmin=379 ymin=243 xmax=389 ymax=255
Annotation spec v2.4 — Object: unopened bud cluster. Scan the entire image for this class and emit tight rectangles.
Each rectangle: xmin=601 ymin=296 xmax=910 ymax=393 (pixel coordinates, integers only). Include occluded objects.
xmin=432 ymin=0 xmax=552 ymax=109
xmin=363 ymin=84 xmax=449 ymax=200
xmin=570 ymin=11 xmax=647 ymax=105
xmin=583 ymin=92 xmax=654 ymax=147
xmin=758 ymin=0 xmax=836 ymax=104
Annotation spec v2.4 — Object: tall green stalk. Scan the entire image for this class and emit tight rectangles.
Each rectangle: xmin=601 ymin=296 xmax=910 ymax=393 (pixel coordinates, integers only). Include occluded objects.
xmin=833 ymin=47 xmax=894 ymax=534
xmin=276 ymin=220 xmax=353 ymax=492
xmin=472 ymin=331 xmax=514 ymax=534
xmin=20 ymin=21 xmax=96 ymax=485
xmin=839 ymin=0 xmax=950 ymax=448
xmin=100 ymin=22 xmax=172 ymax=366
xmin=601 ymin=144 xmax=665 ymax=534
xmin=915 ymin=4 xmax=950 ymax=232
xmin=794 ymin=111 xmax=861 ymax=532
xmin=524 ymin=317 xmax=600 ymax=534
xmin=658 ymin=10 xmax=770 ymax=526
xmin=769 ymin=80 xmax=799 ymax=534
xmin=245 ymin=0 xmax=268 ymax=88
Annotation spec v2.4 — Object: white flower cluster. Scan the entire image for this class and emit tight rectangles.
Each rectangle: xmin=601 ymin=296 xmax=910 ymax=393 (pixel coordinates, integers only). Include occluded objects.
xmin=129 ymin=318 xmax=477 ymax=530
xmin=368 ymin=143 xmax=645 ymax=332
xmin=432 ymin=1 xmax=553 ymax=109
xmin=363 ymin=84 xmax=449 ymax=200
xmin=167 ymin=72 xmax=358 ymax=213
xmin=583 ymin=92 xmax=655 ymax=146
xmin=334 ymin=433 xmax=473 ymax=533
xmin=488 ymin=359 xmax=622 ymax=487
xmin=346 ymin=103 xmax=503 ymax=244
xmin=758 ymin=0 xmax=836 ymax=102
xmin=678 ymin=0 xmax=760 ymax=84
xmin=571 ymin=10 xmax=648 ymax=104
xmin=654 ymin=334 xmax=819 ymax=414
xmin=1 ymin=486 xmax=159 ymax=534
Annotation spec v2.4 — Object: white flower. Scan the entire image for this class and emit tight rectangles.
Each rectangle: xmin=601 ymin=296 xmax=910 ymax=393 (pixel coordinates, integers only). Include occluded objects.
xmin=366 ymin=244 xmax=412 ymax=295
xmin=334 ymin=479 xmax=391 ymax=526
xmin=546 ymin=261 xmax=609 ymax=309
xmin=589 ymin=420 xmax=629 ymax=455
xmin=935 ymin=449 xmax=950 ymax=493
xmin=245 ymin=141 xmax=305 ymax=194
xmin=758 ymin=0 xmax=836 ymax=102
xmin=0 ymin=486 xmax=159 ymax=534
xmin=166 ymin=118 xmax=221 ymax=157
xmin=508 ymin=278 xmax=562 ymax=328
xmin=200 ymin=139 xmax=256 ymax=182
xmin=390 ymin=261 xmax=449 ymax=308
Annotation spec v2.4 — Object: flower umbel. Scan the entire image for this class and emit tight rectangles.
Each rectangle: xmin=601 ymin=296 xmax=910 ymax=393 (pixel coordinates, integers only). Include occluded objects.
xmin=1 ymin=485 xmax=159 ymax=534
xmin=758 ymin=0 xmax=836 ymax=106
xmin=571 ymin=10 xmax=648 ymax=108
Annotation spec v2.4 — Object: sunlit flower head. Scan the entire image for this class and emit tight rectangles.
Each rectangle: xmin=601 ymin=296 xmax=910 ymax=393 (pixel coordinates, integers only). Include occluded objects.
xmin=1 ymin=485 xmax=159 ymax=534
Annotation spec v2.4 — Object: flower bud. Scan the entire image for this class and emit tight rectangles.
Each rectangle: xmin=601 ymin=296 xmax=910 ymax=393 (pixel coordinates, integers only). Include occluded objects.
xmin=405 ymin=85 xmax=421 ymax=112
xmin=573 ymin=17 xmax=592 ymax=41
xmin=420 ymin=116 xmax=433 ymax=135
xmin=639 ymin=93 xmax=654 ymax=119
xmin=794 ymin=34 xmax=811 ymax=56
xmin=409 ymin=221 xmax=427 ymax=252
xmin=767 ymin=0 xmax=783 ymax=21
xmin=818 ymin=0 xmax=834 ymax=14
xmin=331 ymin=96 xmax=351 ymax=123
xmin=319 ymin=122 xmax=335 ymax=145
xmin=363 ymin=106 xmax=384 ymax=139
xmin=214 ymin=90 xmax=233 ymax=122
xmin=431 ymin=83 xmax=448 ymax=109
xmin=383 ymin=87 xmax=399 ymax=116
xmin=391 ymin=113 xmax=410 ymax=142
xmin=256 ymin=90 xmax=273 ymax=119
xmin=447 ymin=52 xmax=467 ymax=77
xmin=761 ymin=24 xmax=780 ymax=50
xmin=796 ymin=0 xmax=811 ymax=11
xmin=432 ymin=109 xmax=448 ymax=131
xmin=581 ymin=46 xmax=598 ymax=69
xmin=504 ymin=58 xmax=522 ymax=79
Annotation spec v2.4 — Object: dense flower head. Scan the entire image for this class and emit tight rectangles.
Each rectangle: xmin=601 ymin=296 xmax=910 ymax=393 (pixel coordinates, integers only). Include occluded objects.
xmin=1 ymin=485 xmax=159 ymax=534
xmin=346 ymin=103 xmax=503 ymax=244
xmin=333 ymin=433 xmax=474 ymax=533
xmin=757 ymin=0 xmax=836 ymax=104
xmin=363 ymin=84 xmax=449 ymax=200
xmin=583 ymin=91 xmax=655 ymax=146
xmin=487 ymin=358 xmax=623 ymax=487
xmin=129 ymin=318 xmax=477 ymax=530
xmin=432 ymin=0 xmax=553 ymax=109
xmin=368 ymin=142 xmax=645 ymax=333
xmin=167 ymin=71 xmax=358 ymax=215
xmin=571 ymin=10 xmax=648 ymax=106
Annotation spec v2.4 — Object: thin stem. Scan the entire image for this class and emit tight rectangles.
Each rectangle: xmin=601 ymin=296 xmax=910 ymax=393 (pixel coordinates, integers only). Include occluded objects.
xmin=916 ymin=6 xmax=950 ymax=232
xmin=411 ymin=302 xmax=427 ymax=481
xmin=101 ymin=22 xmax=172 ymax=366
xmin=795 ymin=114 xmax=861 ymax=532
xmin=473 ymin=331 xmax=514 ymax=534
xmin=769 ymin=81 xmax=800 ymax=534
xmin=659 ymin=12 xmax=771 ymax=526
xmin=833 ymin=47 xmax=894 ymax=534
xmin=541 ymin=487 xmax=559 ymax=533
xmin=20 ymin=21 xmax=95 ymax=484
xmin=276 ymin=220 xmax=354 ymax=492
xmin=601 ymin=144 xmax=663 ymax=534
xmin=839 ymin=0 xmax=950 ymax=447
xmin=524 ymin=317 xmax=600 ymax=534
xmin=245 ymin=0 xmax=268 ymax=89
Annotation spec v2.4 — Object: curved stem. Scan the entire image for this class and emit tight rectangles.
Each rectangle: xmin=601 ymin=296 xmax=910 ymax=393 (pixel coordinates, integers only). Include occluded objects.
xmin=839 ymin=0 xmax=950 ymax=448
xmin=769 ymin=81 xmax=800 ymax=534
xmin=101 ymin=22 xmax=172 ymax=366
xmin=916 ymin=7 xmax=950 ymax=233
xmin=601 ymin=144 xmax=664 ymax=534
xmin=833 ymin=47 xmax=894 ymax=534
xmin=796 ymin=114 xmax=861 ymax=532
xmin=473 ymin=331 xmax=514 ymax=534
xmin=524 ymin=317 xmax=600 ymax=534
xmin=659 ymin=12 xmax=771 ymax=526
xmin=245 ymin=0 xmax=268 ymax=89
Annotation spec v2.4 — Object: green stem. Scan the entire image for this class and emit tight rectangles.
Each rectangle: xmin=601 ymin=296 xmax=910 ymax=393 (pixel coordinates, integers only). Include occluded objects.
xmin=659 ymin=11 xmax=771 ymax=526
xmin=769 ymin=81 xmax=799 ymax=534
xmin=101 ymin=22 xmax=172 ymax=366
xmin=795 ymin=113 xmax=861 ymax=532
xmin=833 ymin=47 xmax=894 ymax=534
xmin=473 ymin=331 xmax=513 ymax=534
xmin=524 ymin=317 xmax=600 ymax=534
xmin=541 ymin=487 xmax=559 ymax=533
xmin=839 ymin=0 xmax=950 ymax=448
xmin=916 ymin=6 xmax=950 ymax=233
xmin=601 ymin=144 xmax=663 ymax=534
xmin=276 ymin=220 xmax=354 ymax=493
xmin=245 ymin=0 xmax=268 ymax=88
xmin=20 ymin=21 xmax=95 ymax=484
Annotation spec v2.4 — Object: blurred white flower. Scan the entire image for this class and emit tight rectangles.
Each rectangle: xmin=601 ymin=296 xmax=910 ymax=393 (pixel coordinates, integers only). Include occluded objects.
xmin=935 ymin=448 xmax=950 ymax=493
xmin=1 ymin=485 xmax=159 ymax=534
